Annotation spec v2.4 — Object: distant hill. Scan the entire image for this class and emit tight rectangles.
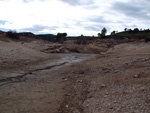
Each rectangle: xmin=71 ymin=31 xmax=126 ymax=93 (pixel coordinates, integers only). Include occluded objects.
xmin=36 ymin=34 xmax=56 ymax=41
xmin=18 ymin=32 xmax=35 ymax=38
xmin=110 ymin=29 xmax=150 ymax=39
xmin=111 ymin=32 xmax=150 ymax=39
xmin=1 ymin=28 xmax=150 ymax=42
xmin=18 ymin=32 xmax=56 ymax=41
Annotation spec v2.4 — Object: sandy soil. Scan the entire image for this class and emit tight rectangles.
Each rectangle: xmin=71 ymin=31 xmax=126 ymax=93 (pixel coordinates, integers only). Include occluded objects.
xmin=0 ymin=37 xmax=150 ymax=113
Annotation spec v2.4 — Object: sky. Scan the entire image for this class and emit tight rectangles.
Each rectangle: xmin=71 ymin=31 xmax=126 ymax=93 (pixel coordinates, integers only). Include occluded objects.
xmin=0 ymin=0 xmax=150 ymax=36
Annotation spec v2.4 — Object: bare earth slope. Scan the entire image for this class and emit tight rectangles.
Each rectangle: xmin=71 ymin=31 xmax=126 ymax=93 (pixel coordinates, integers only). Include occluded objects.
xmin=0 ymin=38 xmax=150 ymax=113
xmin=59 ymin=42 xmax=150 ymax=113
xmin=0 ymin=40 xmax=58 ymax=73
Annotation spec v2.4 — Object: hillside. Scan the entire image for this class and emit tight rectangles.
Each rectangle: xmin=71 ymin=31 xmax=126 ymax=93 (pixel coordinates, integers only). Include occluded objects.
xmin=111 ymin=30 xmax=150 ymax=39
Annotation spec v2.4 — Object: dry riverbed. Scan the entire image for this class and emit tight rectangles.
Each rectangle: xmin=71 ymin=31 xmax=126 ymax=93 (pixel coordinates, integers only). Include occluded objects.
xmin=0 ymin=53 xmax=97 ymax=113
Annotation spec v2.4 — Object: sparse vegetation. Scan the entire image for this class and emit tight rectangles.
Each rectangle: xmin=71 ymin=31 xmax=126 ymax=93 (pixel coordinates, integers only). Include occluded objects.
xmin=36 ymin=34 xmax=56 ymax=41
xmin=56 ymin=33 xmax=67 ymax=43
xmin=6 ymin=30 xmax=19 ymax=39
xmin=68 ymin=35 xmax=96 ymax=40
xmin=110 ymin=28 xmax=150 ymax=39
xmin=2 ymin=27 xmax=150 ymax=42
xmin=98 ymin=27 xmax=107 ymax=38
xmin=111 ymin=30 xmax=116 ymax=35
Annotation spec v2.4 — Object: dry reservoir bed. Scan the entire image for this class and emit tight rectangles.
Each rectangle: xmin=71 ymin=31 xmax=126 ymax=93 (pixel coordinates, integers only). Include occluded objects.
xmin=0 ymin=40 xmax=150 ymax=113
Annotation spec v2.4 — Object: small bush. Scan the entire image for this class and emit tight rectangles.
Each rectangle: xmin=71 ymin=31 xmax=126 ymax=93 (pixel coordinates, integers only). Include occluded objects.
xmin=6 ymin=30 xmax=19 ymax=39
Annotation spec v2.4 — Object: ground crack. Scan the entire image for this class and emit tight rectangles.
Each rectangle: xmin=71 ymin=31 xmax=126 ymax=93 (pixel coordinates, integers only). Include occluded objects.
xmin=0 ymin=62 xmax=67 ymax=86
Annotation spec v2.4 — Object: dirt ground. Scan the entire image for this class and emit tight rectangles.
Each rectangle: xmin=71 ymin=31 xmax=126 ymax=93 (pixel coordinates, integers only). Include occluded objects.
xmin=0 ymin=36 xmax=150 ymax=113
xmin=59 ymin=42 xmax=150 ymax=113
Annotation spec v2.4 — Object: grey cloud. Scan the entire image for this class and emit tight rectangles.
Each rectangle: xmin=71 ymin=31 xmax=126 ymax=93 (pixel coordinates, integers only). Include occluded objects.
xmin=84 ymin=26 xmax=101 ymax=31
xmin=23 ymin=0 xmax=46 ymax=3
xmin=63 ymin=23 xmax=69 ymax=28
xmin=122 ymin=23 xmax=138 ymax=29
xmin=88 ymin=16 xmax=108 ymax=23
xmin=59 ymin=0 xmax=94 ymax=6
xmin=23 ymin=0 xmax=33 ymax=3
xmin=75 ymin=19 xmax=106 ymax=32
xmin=113 ymin=2 xmax=141 ymax=12
xmin=73 ymin=16 xmax=109 ymax=32
xmin=85 ymin=25 xmax=111 ymax=34
xmin=112 ymin=1 xmax=150 ymax=20
xmin=0 ymin=20 xmax=8 ymax=25
xmin=23 ymin=0 xmax=97 ymax=9
xmin=84 ymin=5 xmax=99 ymax=9
xmin=21 ymin=25 xmax=58 ymax=33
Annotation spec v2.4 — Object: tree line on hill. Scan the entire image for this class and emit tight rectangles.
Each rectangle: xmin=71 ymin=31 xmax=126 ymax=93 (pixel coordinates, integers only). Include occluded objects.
xmin=111 ymin=28 xmax=150 ymax=35
xmin=1 ymin=27 xmax=150 ymax=42
xmin=4 ymin=30 xmax=68 ymax=43
xmin=110 ymin=28 xmax=150 ymax=39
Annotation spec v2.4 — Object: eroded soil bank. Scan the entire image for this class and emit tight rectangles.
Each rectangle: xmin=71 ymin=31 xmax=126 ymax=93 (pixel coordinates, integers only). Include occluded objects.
xmin=58 ymin=42 xmax=150 ymax=113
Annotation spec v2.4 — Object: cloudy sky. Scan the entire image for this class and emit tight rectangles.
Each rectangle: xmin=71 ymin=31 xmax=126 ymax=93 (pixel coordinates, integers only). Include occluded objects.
xmin=0 ymin=0 xmax=150 ymax=36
